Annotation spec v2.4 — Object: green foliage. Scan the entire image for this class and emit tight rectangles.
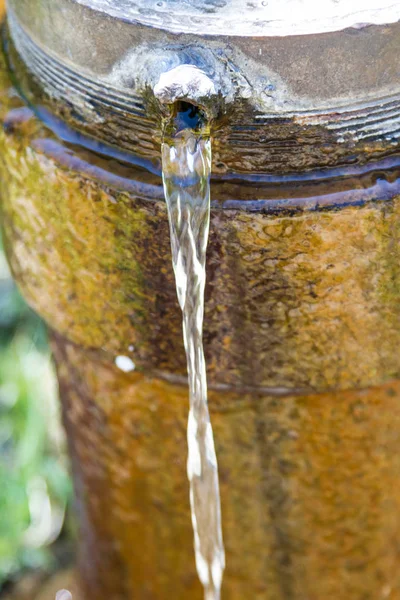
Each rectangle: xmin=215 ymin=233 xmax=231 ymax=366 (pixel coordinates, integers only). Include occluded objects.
xmin=0 ymin=248 xmax=71 ymax=587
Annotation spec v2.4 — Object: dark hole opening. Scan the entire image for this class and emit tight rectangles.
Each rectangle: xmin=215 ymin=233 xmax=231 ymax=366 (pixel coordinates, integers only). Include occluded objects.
xmin=173 ymin=100 xmax=206 ymax=133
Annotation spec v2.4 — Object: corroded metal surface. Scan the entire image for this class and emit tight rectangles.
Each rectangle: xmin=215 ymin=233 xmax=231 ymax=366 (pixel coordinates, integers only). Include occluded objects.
xmin=52 ymin=331 xmax=400 ymax=600
xmin=6 ymin=1 xmax=400 ymax=173
xmin=2 ymin=86 xmax=400 ymax=393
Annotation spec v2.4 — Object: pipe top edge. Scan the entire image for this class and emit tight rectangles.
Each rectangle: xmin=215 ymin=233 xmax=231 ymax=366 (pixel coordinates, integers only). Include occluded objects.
xmin=74 ymin=0 xmax=400 ymax=36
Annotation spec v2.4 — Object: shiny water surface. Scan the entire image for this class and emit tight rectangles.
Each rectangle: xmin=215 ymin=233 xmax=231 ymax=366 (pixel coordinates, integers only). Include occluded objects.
xmin=162 ymin=124 xmax=225 ymax=599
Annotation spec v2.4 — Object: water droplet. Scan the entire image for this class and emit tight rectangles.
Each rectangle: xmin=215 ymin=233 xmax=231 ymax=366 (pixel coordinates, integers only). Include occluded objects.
xmin=56 ymin=591 xmax=72 ymax=600
xmin=115 ymin=356 xmax=136 ymax=373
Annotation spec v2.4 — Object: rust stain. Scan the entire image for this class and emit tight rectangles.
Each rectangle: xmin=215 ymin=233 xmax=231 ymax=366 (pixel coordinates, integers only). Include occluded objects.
xmin=52 ymin=333 xmax=400 ymax=600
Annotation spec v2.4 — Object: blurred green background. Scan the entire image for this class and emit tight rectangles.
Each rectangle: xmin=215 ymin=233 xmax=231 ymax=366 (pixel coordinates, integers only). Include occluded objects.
xmin=0 ymin=238 xmax=71 ymax=591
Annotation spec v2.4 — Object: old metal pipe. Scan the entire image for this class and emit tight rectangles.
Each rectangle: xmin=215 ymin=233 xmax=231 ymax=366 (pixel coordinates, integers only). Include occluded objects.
xmin=2 ymin=1 xmax=400 ymax=599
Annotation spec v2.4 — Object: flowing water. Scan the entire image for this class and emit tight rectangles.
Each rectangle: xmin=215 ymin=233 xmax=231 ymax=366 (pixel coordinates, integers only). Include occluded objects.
xmin=162 ymin=119 xmax=225 ymax=600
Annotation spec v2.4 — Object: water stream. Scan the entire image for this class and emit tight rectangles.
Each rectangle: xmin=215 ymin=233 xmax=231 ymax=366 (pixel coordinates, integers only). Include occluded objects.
xmin=162 ymin=117 xmax=225 ymax=600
